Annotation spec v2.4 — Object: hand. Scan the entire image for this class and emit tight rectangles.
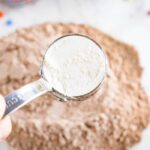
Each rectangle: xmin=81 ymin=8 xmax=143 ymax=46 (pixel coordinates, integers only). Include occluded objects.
xmin=0 ymin=95 xmax=12 ymax=141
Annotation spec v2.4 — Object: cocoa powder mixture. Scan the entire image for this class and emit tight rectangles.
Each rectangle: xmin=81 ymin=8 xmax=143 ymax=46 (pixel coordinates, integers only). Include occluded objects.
xmin=0 ymin=23 xmax=150 ymax=150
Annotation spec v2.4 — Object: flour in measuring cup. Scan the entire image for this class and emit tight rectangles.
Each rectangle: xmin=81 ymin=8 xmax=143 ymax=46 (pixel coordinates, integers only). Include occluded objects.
xmin=43 ymin=35 xmax=106 ymax=97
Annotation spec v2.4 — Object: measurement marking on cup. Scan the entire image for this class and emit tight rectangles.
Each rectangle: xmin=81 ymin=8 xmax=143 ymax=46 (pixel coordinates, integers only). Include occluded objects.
xmin=6 ymin=94 xmax=23 ymax=108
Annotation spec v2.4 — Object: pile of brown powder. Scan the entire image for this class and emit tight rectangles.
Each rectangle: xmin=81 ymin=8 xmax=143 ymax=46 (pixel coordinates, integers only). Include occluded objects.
xmin=0 ymin=23 xmax=150 ymax=150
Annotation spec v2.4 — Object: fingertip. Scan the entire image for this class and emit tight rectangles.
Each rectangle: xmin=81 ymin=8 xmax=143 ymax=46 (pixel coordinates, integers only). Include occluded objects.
xmin=0 ymin=116 xmax=12 ymax=140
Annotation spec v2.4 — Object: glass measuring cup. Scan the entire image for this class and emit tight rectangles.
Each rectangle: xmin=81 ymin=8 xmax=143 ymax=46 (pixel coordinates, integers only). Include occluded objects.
xmin=3 ymin=34 xmax=107 ymax=117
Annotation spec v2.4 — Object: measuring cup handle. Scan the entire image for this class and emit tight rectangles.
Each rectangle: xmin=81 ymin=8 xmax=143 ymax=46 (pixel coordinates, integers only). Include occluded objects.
xmin=3 ymin=78 xmax=48 ymax=117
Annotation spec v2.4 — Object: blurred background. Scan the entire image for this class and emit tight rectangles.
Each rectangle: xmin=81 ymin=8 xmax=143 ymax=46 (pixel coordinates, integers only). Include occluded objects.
xmin=0 ymin=0 xmax=150 ymax=149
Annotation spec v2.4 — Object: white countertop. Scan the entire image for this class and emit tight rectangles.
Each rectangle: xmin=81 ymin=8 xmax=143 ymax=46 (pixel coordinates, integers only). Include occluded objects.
xmin=0 ymin=0 xmax=150 ymax=149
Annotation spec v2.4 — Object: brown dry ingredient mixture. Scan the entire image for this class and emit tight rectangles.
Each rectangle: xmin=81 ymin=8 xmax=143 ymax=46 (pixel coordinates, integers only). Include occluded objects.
xmin=0 ymin=23 xmax=150 ymax=150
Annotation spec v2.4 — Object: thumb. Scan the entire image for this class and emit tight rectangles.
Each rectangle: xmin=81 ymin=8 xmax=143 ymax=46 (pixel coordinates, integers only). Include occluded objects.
xmin=0 ymin=95 xmax=6 ymax=119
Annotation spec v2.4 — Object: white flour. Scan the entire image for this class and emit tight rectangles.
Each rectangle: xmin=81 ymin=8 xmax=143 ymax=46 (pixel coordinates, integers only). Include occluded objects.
xmin=43 ymin=35 xmax=106 ymax=97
